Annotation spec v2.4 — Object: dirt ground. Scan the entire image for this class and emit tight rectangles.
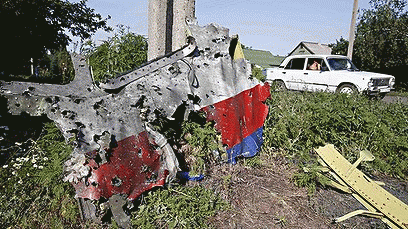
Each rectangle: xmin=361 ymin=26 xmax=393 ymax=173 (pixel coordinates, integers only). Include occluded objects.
xmin=196 ymin=153 xmax=408 ymax=229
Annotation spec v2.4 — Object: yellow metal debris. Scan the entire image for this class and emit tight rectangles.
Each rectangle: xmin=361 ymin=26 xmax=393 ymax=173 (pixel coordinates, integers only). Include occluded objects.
xmin=315 ymin=144 xmax=408 ymax=229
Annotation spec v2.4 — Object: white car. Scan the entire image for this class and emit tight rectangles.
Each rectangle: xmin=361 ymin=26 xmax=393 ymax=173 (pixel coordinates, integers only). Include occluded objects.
xmin=265 ymin=55 xmax=395 ymax=97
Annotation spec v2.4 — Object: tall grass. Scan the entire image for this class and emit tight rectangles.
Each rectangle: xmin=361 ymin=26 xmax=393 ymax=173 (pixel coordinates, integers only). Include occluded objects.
xmin=0 ymin=123 xmax=79 ymax=228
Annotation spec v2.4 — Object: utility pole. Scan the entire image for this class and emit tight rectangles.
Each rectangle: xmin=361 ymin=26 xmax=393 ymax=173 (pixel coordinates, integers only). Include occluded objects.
xmin=148 ymin=0 xmax=195 ymax=60
xmin=347 ymin=0 xmax=359 ymax=59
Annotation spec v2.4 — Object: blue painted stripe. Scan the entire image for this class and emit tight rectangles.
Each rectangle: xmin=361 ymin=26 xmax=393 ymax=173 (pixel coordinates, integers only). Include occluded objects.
xmin=226 ymin=127 xmax=264 ymax=164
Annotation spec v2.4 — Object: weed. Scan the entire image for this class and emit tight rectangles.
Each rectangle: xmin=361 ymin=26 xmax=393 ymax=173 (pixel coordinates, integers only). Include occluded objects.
xmin=242 ymin=156 xmax=263 ymax=168
xmin=293 ymin=164 xmax=331 ymax=195
xmin=132 ymin=185 xmax=228 ymax=228
xmin=275 ymin=215 xmax=287 ymax=227
xmin=83 ymin=25 xmax=147 ymax=83
xmin=222 ymin=174 xmax=232 ymax=187
xmin=180 ymin=113 xmax=224 ymax=176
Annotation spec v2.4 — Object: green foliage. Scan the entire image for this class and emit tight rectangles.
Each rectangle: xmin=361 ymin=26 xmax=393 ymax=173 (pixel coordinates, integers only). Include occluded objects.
xmin=293 ymin=164 xmax=331 ymax=195
xmin=181 ymin=115 xmax=224 ymax=175
xmin=83 ymin=25 xmax=148 ymax=82
xmin=330 ymin=0 xmax=408 ymax=71
xmin=251 ymin=65 xmax=266 ymax=82
xmin=353 ymin=0 xmax=408 ymax=70
xmin=49 ymin=48 xmax=75 ymax=84
xmin=242 ymin=156 xmax=263 ymax=168
xmin=132 ymin=185 xmax=228 ymax=228
xmin=1 ymin=0 xmax=111 ymax=76
xmin=264 ymin=91 xmax=408 ymax=179
xmin=329 ymin=37 xmax=349 ymax=56
xmin=34 ymin=47 xmax=75 ymax=84
xmin=0 ymin=122 xmax=79 ymax=228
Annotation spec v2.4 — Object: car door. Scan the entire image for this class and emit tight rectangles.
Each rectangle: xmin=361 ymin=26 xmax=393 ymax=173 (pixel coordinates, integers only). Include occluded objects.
xmin=301 ymin=57 xmax=330 ymax=92
xmin=282 ymin=58 xmax=306 ymax=90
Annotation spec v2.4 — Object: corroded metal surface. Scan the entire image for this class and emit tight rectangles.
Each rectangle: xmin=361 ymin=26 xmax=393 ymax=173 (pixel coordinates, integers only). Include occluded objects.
xmin=99 ymin=36 xmax=197 ymax=90
xmin=0 ymin=23 xmax=270 ymax=226
xmin=71 ymin=132 xmax=168 ymax=200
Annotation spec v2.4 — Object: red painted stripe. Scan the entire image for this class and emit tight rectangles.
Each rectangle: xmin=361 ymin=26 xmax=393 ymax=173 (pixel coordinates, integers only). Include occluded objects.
xmin=73 ymin=131 xmax=168 ymax=200
xmin=202 ymin=83 xmax=270 ymax=148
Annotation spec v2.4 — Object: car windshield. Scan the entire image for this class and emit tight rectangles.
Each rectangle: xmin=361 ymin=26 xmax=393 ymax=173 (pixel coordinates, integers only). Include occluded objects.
xmin=326 ymin=58 xmax=358 ymax=71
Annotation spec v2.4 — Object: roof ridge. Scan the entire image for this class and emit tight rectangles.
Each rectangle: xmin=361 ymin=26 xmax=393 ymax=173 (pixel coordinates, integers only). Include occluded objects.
xmin=302 ymin=41 xmax=329 ymax=46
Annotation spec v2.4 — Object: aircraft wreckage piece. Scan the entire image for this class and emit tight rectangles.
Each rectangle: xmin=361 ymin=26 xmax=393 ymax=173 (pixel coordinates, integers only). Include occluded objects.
xmin=188 ymin=27 xmax=270 ymax=164
xmin=0 ymin=23 xmax=270 ymax=226
xmin=315 ymin=144 xmax=408 ymax=229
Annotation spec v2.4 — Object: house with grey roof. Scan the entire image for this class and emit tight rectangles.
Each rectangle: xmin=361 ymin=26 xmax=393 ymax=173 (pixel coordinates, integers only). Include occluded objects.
xmin=242 ymin=48 xmax=285 ymax=69
xmin=288 ymin=41 xmax=332 ymax=56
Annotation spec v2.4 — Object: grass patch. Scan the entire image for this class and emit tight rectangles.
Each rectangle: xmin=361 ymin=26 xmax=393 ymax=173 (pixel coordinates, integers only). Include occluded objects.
xmin=387 ymin=91 xmax=408 ymax=97
xmin=132 ymin=185 xmax=228 ymax=228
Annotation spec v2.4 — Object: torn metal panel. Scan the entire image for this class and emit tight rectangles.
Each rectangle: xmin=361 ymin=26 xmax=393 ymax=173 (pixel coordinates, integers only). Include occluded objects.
xmin=202 ymin=84 xmax=270 ymax=163
xmin=1 ymin=48 xmax=188 ymax=198
xmin=187 ymin=25 xmax=261 ymax=105
xmin=316 ymin=144 xmax=408 ymax=229
xmin=72 ymin=132 xmax=168 ymax=200
xmin=187 ymin=23 xmax=271 ymax=163
xmin=1 ymin=54 xmax=103 ymax=99
xmin=0 ymin=22 xmax=271 ymax=226
xmin=123 ymin=60 xmax=194 ymax=121
xmin=99 ymin=37 xmax=197 ymax=90
xmin=109 ymin=195 xmax=131 ymax=229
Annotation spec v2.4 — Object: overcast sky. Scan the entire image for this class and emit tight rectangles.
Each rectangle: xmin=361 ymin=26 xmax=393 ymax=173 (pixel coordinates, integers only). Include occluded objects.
xmin=74 ymin=0 xmax=373 ymax=56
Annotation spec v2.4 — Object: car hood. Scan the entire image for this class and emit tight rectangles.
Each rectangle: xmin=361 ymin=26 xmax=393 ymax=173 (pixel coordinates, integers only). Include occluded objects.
xmin=335 ymin=70 xmax=394 ymax=79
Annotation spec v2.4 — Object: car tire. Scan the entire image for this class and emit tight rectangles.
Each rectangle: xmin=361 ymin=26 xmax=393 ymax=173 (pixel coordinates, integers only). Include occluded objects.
xmin=272 ymin=80 xmax=287 ymax=92
xmin=336 ymin=84 xmax=357 ymax=94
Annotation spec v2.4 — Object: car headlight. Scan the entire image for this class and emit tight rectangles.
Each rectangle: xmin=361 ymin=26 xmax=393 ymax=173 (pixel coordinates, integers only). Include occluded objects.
xmin=368 ymin=79 xmax=374 ymax=87
xmin=390 ymin=78 xmax=396 ymax=87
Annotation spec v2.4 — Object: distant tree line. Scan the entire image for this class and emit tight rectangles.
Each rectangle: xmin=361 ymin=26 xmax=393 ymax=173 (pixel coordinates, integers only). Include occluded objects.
xmin=0 ymin=0 xmax=111 ymax=82
xmin=330 ymin=0 xmax=408 ymax=87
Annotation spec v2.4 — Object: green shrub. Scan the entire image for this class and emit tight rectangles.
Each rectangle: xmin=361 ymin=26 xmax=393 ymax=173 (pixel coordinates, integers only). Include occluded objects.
xmin=251 ymin=65 xmax=266 ymax=82
xmin=83 ymin=25 xmax=148 ymax=82
xmin=293 ymin=164 xmax=331 ymax=195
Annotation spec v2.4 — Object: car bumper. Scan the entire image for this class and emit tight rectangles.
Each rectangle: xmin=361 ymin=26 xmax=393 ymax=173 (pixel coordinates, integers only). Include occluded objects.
xmin=366 ymin=86 xmax=393 ymax=95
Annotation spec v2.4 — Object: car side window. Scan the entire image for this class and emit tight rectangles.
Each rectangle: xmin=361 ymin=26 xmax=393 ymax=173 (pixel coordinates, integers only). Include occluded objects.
xmin=284 ymin=58 xmax=305 ymax=70
xmin=306 ymin=58 xmax=326 ymax=71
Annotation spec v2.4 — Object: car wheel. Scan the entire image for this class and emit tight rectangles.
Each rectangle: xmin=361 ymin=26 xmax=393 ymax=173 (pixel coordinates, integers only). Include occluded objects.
xmin=272 ymin=80 xmax=287 ymax=92
xmin=336 ymin=84 xmax=357 ymax=94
